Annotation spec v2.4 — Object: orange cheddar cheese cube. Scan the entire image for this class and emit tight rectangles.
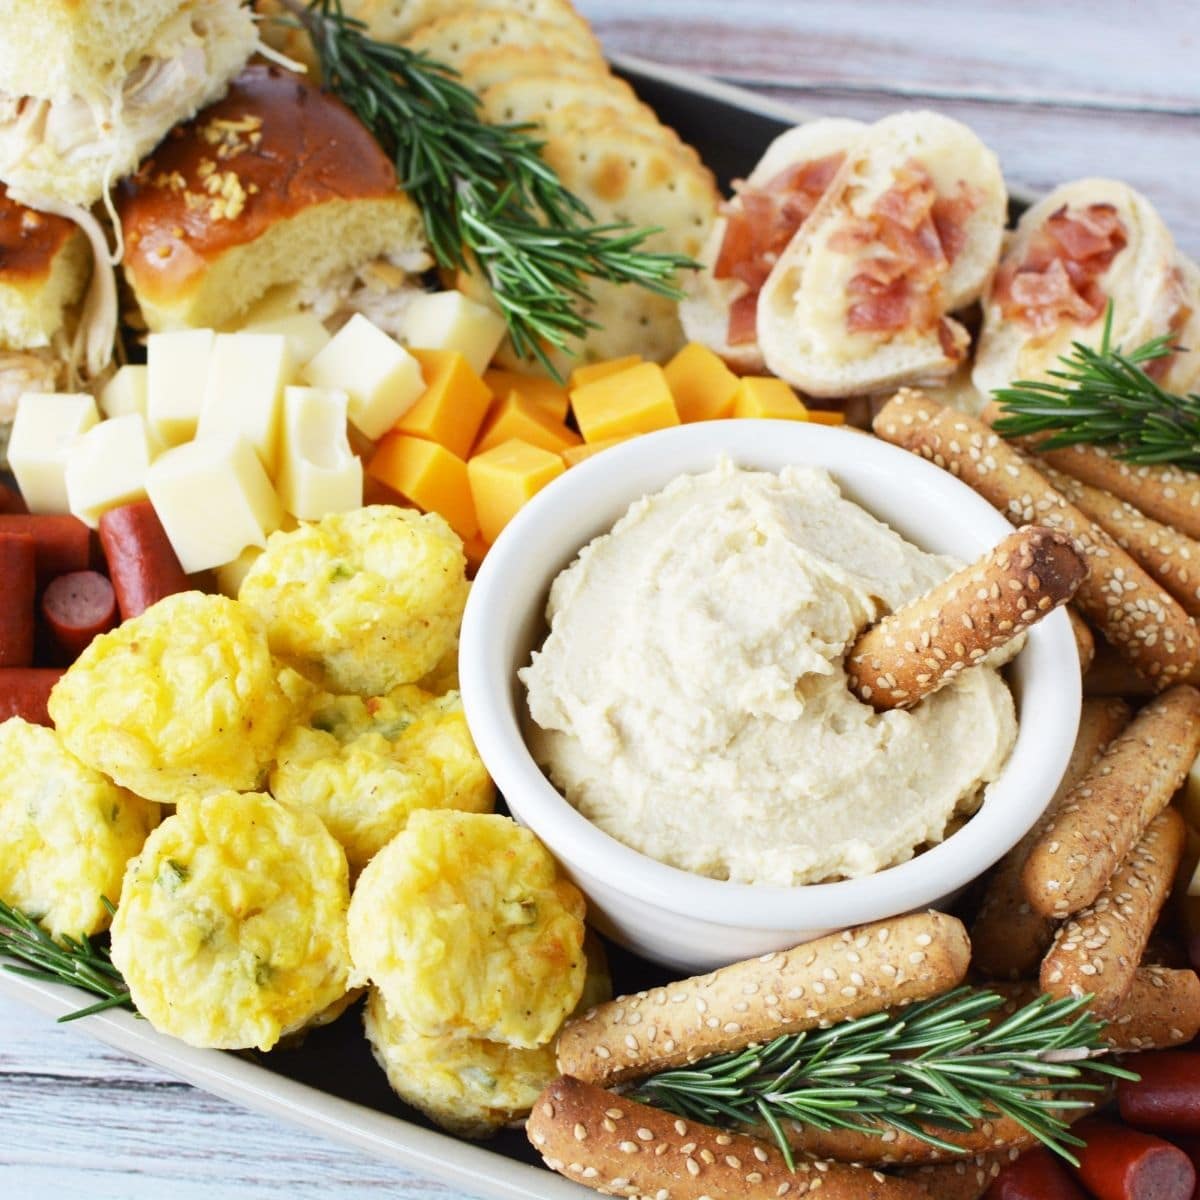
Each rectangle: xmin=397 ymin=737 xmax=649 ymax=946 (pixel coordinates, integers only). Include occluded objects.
xmin=483 ymin=369 xmax=569 ymax=422
xmin=473 ymin=391 xmax=580 ymax=456
xmin=569 ymin=354 xmax=642 ymax=391
xmin=562 ymin=435 xmax=632 ymax=467
xmin=806 ymin=409 xmax=847 ymax=426
xmin=732 ymin=376 xmax=809 ymax=421
xmin=463 ymin=533 xmax=490 ymax=574
xmin=664 ymin=343 xmax=739 ymax=423
xmin=394 ymin=349 xmax=492 ymax=459
xmin=468 ymin=438 xmax=564 ymax=545
xmin=367 ymin=433 xmax=478 ymax=541
xmin=570 ymin=362 xmax=680 ymax=443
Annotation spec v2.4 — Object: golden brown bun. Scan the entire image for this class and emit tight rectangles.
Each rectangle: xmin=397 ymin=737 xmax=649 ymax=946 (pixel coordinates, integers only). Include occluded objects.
xmin=0 ymin=185 xmax=89 ymax=350
xmin=117 ymin=63 xmax=426 ymax=331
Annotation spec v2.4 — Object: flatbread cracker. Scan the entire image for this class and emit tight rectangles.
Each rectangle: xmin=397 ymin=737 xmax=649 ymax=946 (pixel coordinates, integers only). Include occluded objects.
xmin=402 ymin=11 xmax=603 ymax=69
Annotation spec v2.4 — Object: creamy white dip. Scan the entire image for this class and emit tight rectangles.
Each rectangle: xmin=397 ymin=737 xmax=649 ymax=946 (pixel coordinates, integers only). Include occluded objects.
xmin=519 ymin=459 xmax=1017 ymax=886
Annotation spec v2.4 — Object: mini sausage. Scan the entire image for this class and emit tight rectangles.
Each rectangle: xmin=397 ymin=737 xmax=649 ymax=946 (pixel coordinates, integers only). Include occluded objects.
xmin=1071 ymin=1117 xmax=1196 ymax=1200
xmin=0 ymin=513 xmax=90 ymax=581
xmin=1117 ymin=1052 xmax=1200 ymax=1138
xmin=983 ymin=1147 xmax=1088 ymax=1199
xmin=40 ymin=571 xmax=117 ymax=663
xmin=0 ymin=667 xmax=63 ymax=725
xmin=0 ymin=532 xmax=36 ymax=668
xmin=98 ymin=500 xmax=190 ymax=620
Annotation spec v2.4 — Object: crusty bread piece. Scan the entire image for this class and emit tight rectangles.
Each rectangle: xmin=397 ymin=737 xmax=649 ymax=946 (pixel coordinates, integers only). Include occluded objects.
xmin=458 ymin=46 xmax=604 ymax=91
xmin=1163 ymin=253 xmax=1200 ymax=395
xmin=402 ymin=10 xmax=603 ymax=71
xmin=680 ymin=117 xmax=865 ymax=373
xmin=356 ymin=0 xmax=593 ymax=43
xmin=0 ymin=186 xmax=89 ymax=351
xmin=0 ymin=0 xmax=258 ymax=206
xmin=973 ymin=179 xmax=1181 ymax=397
xmin=758 ymin=111 xmax=1005 ymax=398
xmin=117 ymin=64 xmax=427 ymax=333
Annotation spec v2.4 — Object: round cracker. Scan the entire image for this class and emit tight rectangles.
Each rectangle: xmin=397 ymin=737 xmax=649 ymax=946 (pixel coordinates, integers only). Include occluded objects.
xmin=402 ymin=11 xmax=603 ymax=69
xmin=458 ymin=45 xmax=605 ymax=91
xmin=359 ymin=0 xmax=594 ymax=43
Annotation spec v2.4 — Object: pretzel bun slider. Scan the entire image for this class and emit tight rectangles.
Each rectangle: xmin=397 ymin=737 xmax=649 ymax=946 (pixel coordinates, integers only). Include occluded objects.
xmin=846 ymin=525 xmax=1087 ymax=711
xmin=872 ymin=390 xmax=1200 ymax=686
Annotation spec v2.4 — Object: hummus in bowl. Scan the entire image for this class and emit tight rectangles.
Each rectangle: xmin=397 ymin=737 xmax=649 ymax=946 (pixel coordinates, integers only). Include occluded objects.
xmin=519 ymin=459 xmax=1017 ymax=886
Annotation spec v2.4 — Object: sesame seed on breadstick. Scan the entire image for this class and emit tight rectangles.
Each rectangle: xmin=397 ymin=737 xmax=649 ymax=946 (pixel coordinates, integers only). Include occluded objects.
xmin=901 ymin=1154 xmax=1009 ymax=1200
xmin=1040 ymin=464 xmax=1200 ymax=620
xmin=978 ymin=408 xmax=1200 ymax=543
xmin=1040 ymin=807 xmax=1187 ymax=1018
xmin=846 ymin=526 xmax=1087 ymax=711
xmin=971 ymin=697 xmax=1131 ymax=979
xmin=525 ymin=1075 xmax=930 ymax=1200
xmin=1021 ymin=685 xmax=1200 ymax=919
xmin=991 ymin=965 xmax=1200 ymax=1051
xmin=873 ymin=391 xmax=1200 ymax=687
xmin=557 ymin=912 xmax=970 ymax=1088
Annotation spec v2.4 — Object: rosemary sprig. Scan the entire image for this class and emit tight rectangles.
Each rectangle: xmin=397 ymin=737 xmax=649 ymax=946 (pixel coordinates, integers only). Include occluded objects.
xmin=630 ymin=986 xmax=1135 ymax=1169
xmin=281 ymin=0 xmax=695 ymax=375
xmin=992 ymin=303 xmax=1200 ymax=468
xmin=0 ymin=899 xmax=134 ymax=1021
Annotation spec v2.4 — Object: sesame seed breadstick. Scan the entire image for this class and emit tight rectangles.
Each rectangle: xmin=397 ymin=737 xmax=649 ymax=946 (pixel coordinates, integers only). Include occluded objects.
xmin=1082 ymin=640 xmax=1158 ymax=699
xmin=1040 ymin=464 xmax=1200 ymax=620
xmin=971 ymin=698 xmax=1131 ymax=979
xmin=1068 ymin=608 xmax=1096 ymax=674
xmin=977 ymin=409 xmax=1200 ymax=543
xmin=557 ymin=913 xmax=970 ymax=1088
xmin=846 ymin=526 xmax=1087 ymax=711
xmin=901 ymin=1154 xmax=1009 ymax=1200
xmin=1021 ymin=685 xmax=1200 ymax=919
xmin=525 ymin=1075 xmax=930 ymax=1200
xmin=991 ymin=966 xmax=1200 ymax=1051
xmin=873 ymin=391 xmax=1200 ymax=687
xmin=1040 ymin=807 xmax=1188 ymax=1018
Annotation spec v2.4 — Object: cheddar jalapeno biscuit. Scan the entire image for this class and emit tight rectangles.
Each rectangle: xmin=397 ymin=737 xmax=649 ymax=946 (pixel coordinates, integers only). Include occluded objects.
xmin=110 ymin=790 xmax=351 ymax=1051
xmin=349 ymin=810 xmax=587 ymax=1048
xmin=239 ymin=506 xmax=468 ymax=696
xmin=270 ymin=684 xmax=493 ymax=876
xmin=48 ymin=591 xmax=294 ymax=803
xmin=0 ymin=718 xmax=158 ymax=939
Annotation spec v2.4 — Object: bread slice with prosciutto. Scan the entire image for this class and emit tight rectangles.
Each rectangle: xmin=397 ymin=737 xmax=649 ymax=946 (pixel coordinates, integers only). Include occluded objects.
xmin=679 ymin=117 xmax=865 ymax=372
xmin=757 ymin=110 xmax=1006 ymax=398
xmin=973 ymin=178 xmax=1183 ymax=397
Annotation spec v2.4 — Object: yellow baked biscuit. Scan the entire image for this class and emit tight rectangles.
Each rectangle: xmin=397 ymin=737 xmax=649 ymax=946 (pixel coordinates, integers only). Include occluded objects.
xmin=48 ymin=592 xmax=294 ymax=804
xmin=0 ymin=719 xmax=159 ymax=940
xmin=110 ymin=791 xmax=352 ymax=1051
xmin=239 ymin=506 xmax=468 ymax=697
xmin=348 ymin=810 xmax=586 ymax=1048
xmin=270 ymin=684 xmax=493 ymax=876
xmin=402 ymin=11 xmax=603 ymax=72
xmin=362 ymin=933 xmax=611 ymax=1138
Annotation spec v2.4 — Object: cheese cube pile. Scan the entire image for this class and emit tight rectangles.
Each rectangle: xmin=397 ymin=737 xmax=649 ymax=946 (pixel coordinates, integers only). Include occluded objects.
xmin=7 ymin=286 xmax=847 ymax=577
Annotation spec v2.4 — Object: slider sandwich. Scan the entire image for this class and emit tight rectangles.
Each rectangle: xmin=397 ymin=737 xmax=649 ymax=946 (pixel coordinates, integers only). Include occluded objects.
xmin=117 ymin=63 xmax=430 ymax=336
xmin=0 ymin=185 xmax=90 ymax=450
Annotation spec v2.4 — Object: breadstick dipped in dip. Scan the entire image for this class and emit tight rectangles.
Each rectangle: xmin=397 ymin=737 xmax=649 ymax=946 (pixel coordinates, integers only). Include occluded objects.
xmin=971 ymin=697 xmax=1131 ymax=979
xmin=1040 ymin=807 xmax=1188 ymax=1017
xmin=1021 ymin=685 xmax=1200 ymax=919
xmin=873 ymin=390 xmax=1200 ymax=686
xmin=846 ymin=526 xmax=1086 ymax=711
xmin=526 ymin=1075 xmax=930 ymax=1200
xmin=557 ymin=912 xmax=970 ymax=1088
xmin=1037 ymin=463 xmax=1200 ymax=621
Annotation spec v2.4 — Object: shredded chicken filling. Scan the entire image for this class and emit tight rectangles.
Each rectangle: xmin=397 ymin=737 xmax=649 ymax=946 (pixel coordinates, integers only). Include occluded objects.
xmin=297 ymin=250 xmax=434 ymax=340
xmin=0 ymin=346 xmax=63 ymax=425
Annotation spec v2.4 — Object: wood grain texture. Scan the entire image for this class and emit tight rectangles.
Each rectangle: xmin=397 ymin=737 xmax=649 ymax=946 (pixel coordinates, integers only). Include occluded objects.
xmin=3 ymin=4 xmax=1198 ymax=1197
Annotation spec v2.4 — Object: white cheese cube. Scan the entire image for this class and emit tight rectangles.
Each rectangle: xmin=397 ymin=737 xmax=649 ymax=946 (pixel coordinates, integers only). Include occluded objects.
xmin=214 ymin=544 xmax=263 ymax=599
xmin=8 ymin=392 xmax=99 ymax=513
xmin=277 ymin=387 xmax=362 ymax=521
xmin=197 ymin=333 xmax=292 ymax=475
xmin=398 ymin=291 xmax=506 ymax=376
xmin=147 ymin=328 xmax=214 ymax=447
xmin=98 ymin=365 xmax=149 ymax=420
xmin=64 ymin=414 xmax=156 ymax=528
xmin=301 ymin=313 xmax=423 ymax=440
xmin=146 ymin=435 xmax=283 ymax=574
xmin=242 ymin=312 xmax=331 ymax=367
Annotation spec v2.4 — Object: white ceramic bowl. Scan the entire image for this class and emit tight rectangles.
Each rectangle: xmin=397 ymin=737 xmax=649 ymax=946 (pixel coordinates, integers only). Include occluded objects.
xmin=459 ymin=420 xmax=1081 ymax=973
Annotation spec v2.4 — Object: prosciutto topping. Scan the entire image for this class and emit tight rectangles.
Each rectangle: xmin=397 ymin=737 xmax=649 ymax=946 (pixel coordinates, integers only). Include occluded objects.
xmin=994 ymin=203 xmax=1128 ymax=334
xmin=714 ymin=153 xmax=845 ymax=345
xmin=829 ymin=161 xmax=979 ymax=337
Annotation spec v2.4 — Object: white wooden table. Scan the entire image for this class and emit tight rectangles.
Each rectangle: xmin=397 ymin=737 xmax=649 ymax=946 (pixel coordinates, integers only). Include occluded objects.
xmin=3 ymin=4 xmax=1198 ymax=1198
